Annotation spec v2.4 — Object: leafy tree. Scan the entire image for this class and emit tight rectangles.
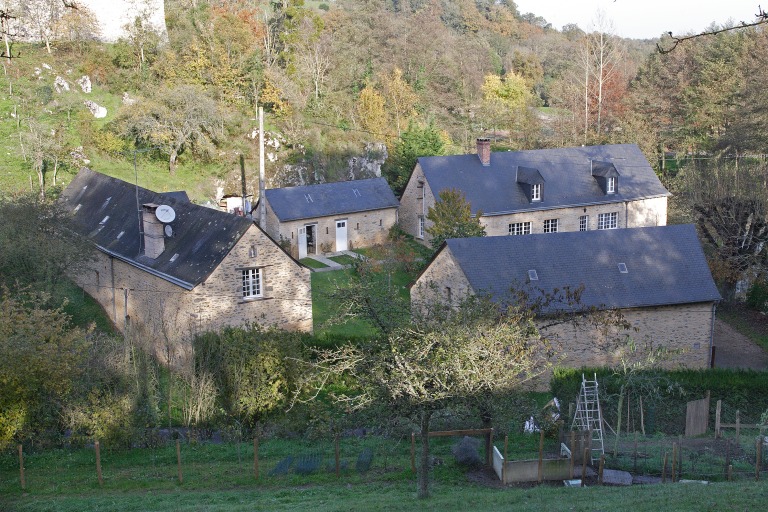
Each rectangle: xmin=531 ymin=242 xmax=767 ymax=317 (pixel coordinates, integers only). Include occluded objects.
xmin=383 ymin=120 xmax=445 ymax=196
xmin=0 ymin=288 xmax=87 ymax=448
xmin=356 ymin=82 xmax=387 ymax=136
xmin=426 ymin=188 xmax=485 ymax=250
xmin=53 ymin=1 xmax=100 ymax=53
xmin=117 ymin=85 xmax=224 ymax=174
xmin=0 ymin=194 xmax=91 ymax=296
xmin=296 ymin=296 xmax=552 ymax=499
xmin=380 ymin=67 xmax=417 ymax=137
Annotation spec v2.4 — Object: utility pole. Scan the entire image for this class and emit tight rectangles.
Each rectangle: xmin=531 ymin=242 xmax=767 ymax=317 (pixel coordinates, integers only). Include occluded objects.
xmin=259 ymin=106 xmax=266 ymax=228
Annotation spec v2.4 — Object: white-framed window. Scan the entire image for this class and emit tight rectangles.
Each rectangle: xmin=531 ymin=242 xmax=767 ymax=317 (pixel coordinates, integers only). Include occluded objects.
xmin=607 ymin=176 xmax=616 ymax=194
xmin=531 ymin=183 xmax=542 ymax=201
xmin=508 ymin=222 xmax=532 ymax=235
xmin=241 ymin=268 xmax=263 ymax=299
xmin=597 ymin=212 xmax=618 ymax=230
xmin=418 ymin=216 xmax=425 ymax=238
xmin=543 ymin=218 xmax=558 ymax=233
xmin=579 ymin=215 xmax=589 ymax=231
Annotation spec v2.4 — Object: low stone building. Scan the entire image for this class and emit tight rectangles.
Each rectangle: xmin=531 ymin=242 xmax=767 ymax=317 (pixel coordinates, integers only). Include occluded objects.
xmin=400 ymin=141 xmax=669 ymax=246
xmin=411 ymin=225 xmax=721 ymax=370
xmin=262 ymin=177 xmax=399 ymax=259
xmin=60 ymin=169 xmax=312 ymax=359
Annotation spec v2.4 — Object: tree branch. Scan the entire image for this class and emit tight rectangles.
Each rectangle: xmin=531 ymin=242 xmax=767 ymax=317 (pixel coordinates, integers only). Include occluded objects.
xmin=657 ymin=6 xmax=768 ymax=54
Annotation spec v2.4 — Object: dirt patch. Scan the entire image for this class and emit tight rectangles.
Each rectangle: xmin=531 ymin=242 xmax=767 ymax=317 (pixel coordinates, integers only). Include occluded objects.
xmin=713 ymin=318 xmax=768 ymax=370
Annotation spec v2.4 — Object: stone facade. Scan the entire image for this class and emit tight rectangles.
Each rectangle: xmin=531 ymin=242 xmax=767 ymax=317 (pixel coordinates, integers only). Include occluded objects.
xmin=411 ymin=250 xmax=715 ymax=373
xmin=400 ymin=167 xmax=668 ymax=246
xmin=264 ymin=200 xmax=398 ymax=259
xmin=76 ymin=224 xmax=312 ymax=360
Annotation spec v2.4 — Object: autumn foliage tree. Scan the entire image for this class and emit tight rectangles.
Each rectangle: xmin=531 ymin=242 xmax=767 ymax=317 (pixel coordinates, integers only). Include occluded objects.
xmin=426 ymin=188 xmax=486 ymax=249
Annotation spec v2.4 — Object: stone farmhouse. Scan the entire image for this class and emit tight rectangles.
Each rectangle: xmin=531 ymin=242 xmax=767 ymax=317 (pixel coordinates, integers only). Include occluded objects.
xmin=400 ymin=140 xmax=670 ymax=246
xmin=60 ymin=169 xmax=313 ymax=357
xmin=411 ymin=225 xmax=721 ymax=370
xmin=262 ymin=177 xmax=399 ymax=259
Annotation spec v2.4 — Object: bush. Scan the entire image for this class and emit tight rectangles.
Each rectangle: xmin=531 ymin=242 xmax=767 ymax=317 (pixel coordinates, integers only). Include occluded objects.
xmin=746 ymin=279 xmax=768 ymax=311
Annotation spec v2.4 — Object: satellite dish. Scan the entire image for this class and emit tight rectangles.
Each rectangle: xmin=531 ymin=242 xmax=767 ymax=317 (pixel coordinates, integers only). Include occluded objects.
xmin=155 ymin=205 xmax=176 ymax=223
xmin=164 ymin=225 xmax=173 ymax=237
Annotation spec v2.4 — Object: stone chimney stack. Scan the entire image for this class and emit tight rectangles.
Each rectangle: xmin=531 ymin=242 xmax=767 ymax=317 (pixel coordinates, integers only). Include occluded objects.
xmin=142 ymin=204 xmax=165 ymax=259
xmin=477 ymin=138 xmax=491 ymax=167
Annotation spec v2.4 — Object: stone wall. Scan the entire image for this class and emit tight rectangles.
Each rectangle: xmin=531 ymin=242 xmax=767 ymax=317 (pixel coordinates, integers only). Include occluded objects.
xmin=398 ymin=163 xmax=435 ymax=244
xmin=265 ymin=202 xmax=398 ymax=259
xmin=75 ymin=225 xmax=312 ymax=361
xmin=410 ymin=248 xmax=473 ymax=314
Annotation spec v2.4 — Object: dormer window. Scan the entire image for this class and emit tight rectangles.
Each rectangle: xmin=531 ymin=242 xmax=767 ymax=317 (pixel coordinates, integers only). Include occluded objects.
xmin=516 ymin=166 xmax=545 ymax=204
xmin=591 ymin=161 xmax=620 ymax=195
xmin=531 ymin=183 xmax=541 ymax=201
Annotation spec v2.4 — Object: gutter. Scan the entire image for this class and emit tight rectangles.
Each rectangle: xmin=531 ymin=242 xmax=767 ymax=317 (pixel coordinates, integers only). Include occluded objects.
xmin=478 ymin=194 xmax=670 ymax=217
xmin=710 ymin=301 xmax=718 ymax=368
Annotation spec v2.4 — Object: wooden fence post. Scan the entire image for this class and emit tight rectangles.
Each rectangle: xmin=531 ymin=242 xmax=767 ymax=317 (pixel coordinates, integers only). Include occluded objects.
xmin=176 ymin=439 xmax=183 ymax=484
xmin=736 ymin=410 xmax=741 ymax=446
xmin=662 ymin=451 xmax=668 ymax=483
xmin=728 ymin=464 xmax=733 ymax=481
xmin=756 ymin=437 xmax=761 ymax=481
xmin=598 ymin=454 xmax=605 ymax=485
xmin=569 ymin=431 xmax=575 ymax=479
xmin=253 ymin=437 xmax=259 ymax=480
xmin=502 ymin=435 xmax=508 ymax=484
xmin=487 ymin=429 xmax=494 ymax=467
xmin=410 ymin=432 xmax=415 ymax=473
xmin=633 ymin=432 xmax=638 ymax=474
xmin=18 ymin=445 xmax=25 ymax=491
xmin=335 ymin=436 xmax=340 ymax=478
xmin=537 ymin=429 xmax=544 ymax=483
xmin=715 ymin=400 xmax=721 ymax=438
xmin=671 ymin=443 xmax=677 ymax=483
xmin=95 ymin=440 xmax=103 ymax=487
xmin=581 ymin=448 xmax=589 ymax=487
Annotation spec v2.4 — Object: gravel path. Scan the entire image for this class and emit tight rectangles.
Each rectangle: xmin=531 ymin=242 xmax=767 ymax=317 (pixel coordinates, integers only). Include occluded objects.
xmin=713 ymin=319 xmax=768 ymax=370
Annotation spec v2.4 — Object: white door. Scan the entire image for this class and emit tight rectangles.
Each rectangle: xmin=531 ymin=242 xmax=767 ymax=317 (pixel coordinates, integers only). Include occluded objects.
xmin=298 ymin=227 xmax=307 ymax=259
xmin=335 ymin=220 xmax=348 ymax=252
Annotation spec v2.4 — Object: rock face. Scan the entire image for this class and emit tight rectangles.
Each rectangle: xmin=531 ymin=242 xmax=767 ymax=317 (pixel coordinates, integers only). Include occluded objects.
xmin=73 ymin=0 xmax=168 ymax=43
xmin=77 ymin=76 xmax=92 ymax=93
xmin=83 ymin=100 xmax=107 ymax=119
xmin=347 ymin=142 xmax=387 ymax=179
xmin=54 ymin=76 xmax=70 ymax=93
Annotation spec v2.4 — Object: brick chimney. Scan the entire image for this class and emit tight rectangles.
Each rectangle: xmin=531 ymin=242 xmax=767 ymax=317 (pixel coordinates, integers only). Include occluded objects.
xmin=142 ymin=204 xmax=165 ymax=259
xmin=476 ymin=138 xmax=491 ymax=167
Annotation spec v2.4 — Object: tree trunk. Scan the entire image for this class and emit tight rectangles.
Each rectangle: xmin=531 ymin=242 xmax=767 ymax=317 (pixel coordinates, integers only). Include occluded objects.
xmin=169 ymin=149 xmax=178 ymax=175
xmin=417 ymin=409 xmax=432 ymax=499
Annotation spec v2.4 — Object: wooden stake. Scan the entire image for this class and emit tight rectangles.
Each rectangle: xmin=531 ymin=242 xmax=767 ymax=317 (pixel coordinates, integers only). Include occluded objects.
xmin=487 ymin=429 xmax=494 ymax=466
xmin=662 ymin=451 xmax=668 ymax=483
xmin=598 ymin=454 xmax=605 ymax=485
xmin=253 ymin=437 xmax=259 ymax=480
xmin=410 ymin=432 xmax=415 ymax=473
xmin=671 ymin=443 xmax=677 ymax=483
xmin=176 ymin=439 xmax=183 ymax=484
xmin=756 ymin=438 xmax=761 ymax=481
xmin=95 ymin=441 xmax=103 ymax=487
xmin=728 ymin=464 xmax=733 ymax=481
xmin=639 ymin=395 xmax=645 ymax=436
xmin=18 ymin=445 xmax=25 ymax=490
xmin=537 ymin=429 xmax=544 ymax=483
xmin=715 ymin=400 xmax=722 ymax=438
xmin=581 ymin=448 xmax=588 ymax=487
xmin=569 ymin=431 xmax=575 ymax=479
xmin=335 ymin=436 xmax=340 ymax=478
xmin=503 ymin=435 xmax=508 ymax=484
xmin=633 ymin=431 xmax=638 ymax=474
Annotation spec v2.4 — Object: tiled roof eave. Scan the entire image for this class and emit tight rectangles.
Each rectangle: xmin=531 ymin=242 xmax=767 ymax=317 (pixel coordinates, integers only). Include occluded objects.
xmin=96 ymin=244 xmax=196 ymax=290
xmin=478 ymin=193 xmax=670 ymax=217
xmin=274 ymin=204 xmax=399 ymax=222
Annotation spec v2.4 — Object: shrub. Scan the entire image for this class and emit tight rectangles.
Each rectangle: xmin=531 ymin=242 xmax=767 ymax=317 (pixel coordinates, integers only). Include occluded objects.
xmin=746 ymin=279 xmax=768 ymax=311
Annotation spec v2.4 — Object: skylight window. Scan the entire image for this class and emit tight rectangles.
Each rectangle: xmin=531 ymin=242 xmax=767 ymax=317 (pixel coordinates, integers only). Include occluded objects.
xmin=170 ymin=253 xmax=179 ymax=262
xmin=304 ymin=193 xmax=313 ymax=203
xmin=352 ymin=188 xmax=361 ymax=197
xmin=528 ymin=269 xmax=538 ymax=281
xmin=618 ymin=263 xmax=628 ymax=274
xmin=117 ymin=231 xmax=124 ymax=239
xmin=100 ymin=216 xmax=110 ymax=224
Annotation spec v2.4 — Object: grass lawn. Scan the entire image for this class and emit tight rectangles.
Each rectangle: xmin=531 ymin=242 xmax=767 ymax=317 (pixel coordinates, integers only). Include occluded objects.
xmin=300 ymin=257 xmax=330 ymax=269
xmin=3 ymin=436 xmax=768 ymax=512
xmin=328 ymin=254 xmax=358 ymax=266
xmin=311 ymin=269 xmax=379 ymax=338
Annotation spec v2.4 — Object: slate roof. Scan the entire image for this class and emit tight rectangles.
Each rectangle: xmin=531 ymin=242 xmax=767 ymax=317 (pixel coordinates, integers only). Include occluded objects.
xmin=265 ymin=177 xmax=399 ymax=222
xmin=416 ymin=144 xmax=669 ymax=216
xmin=443 ymin=224 xmax=721 ymax=311
xmin=60 ymin=168 xmax=254 ymax=290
